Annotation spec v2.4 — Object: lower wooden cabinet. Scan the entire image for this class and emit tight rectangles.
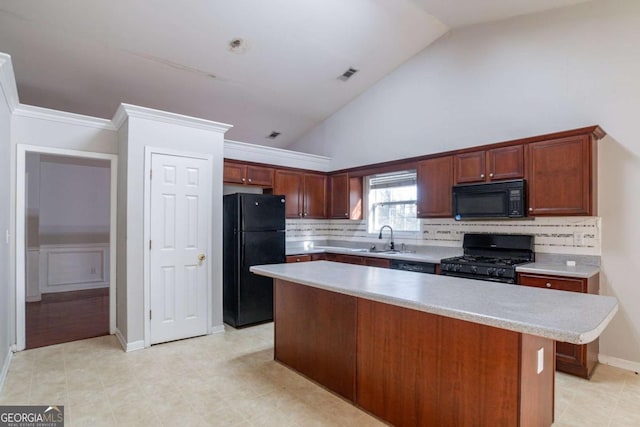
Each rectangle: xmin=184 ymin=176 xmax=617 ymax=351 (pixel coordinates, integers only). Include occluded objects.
xmin=290 ymin=252 xmax=390 ymax=268
xmin=518 ymin=272 xmax=600 ymax=378
xmin=364 ymin=257 xmax=391 ymax=268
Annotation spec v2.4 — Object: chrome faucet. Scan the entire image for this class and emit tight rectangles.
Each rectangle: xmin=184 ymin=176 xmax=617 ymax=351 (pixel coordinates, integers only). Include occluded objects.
xmin=378 ymin=225 xmax=394 ymax=250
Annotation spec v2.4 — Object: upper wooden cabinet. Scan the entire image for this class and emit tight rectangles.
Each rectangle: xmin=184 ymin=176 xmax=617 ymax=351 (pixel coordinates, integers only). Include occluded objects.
xmin=526 ymin=135 xmax=596 ymax=216
xmin=274 ymin=170 xmax=327 ymax=218
xmin=417 ymin=156 xmax=453 ymax=218
xmin=329 ymin=173 xmax=363 ymax=220
xmin=274 ymin=170 xmax=304 ymax=218
xmin=223 ymin=161 xmax=274 ymax=187
xmin=304 ymin=173 xmax=327 ymax=218
xmin=454 ymin=145 xmax=524 ymax=184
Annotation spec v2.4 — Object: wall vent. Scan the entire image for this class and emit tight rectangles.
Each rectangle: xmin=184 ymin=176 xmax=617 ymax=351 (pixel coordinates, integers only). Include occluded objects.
xmin=337 ymin=67 xmax=359 ymax=81
xmin=267 ymin=131 xmax=281 ymax=139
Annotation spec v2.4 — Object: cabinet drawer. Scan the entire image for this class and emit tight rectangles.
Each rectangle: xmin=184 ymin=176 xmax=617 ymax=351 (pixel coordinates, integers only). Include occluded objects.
xmin=518 ymin=274 xmax=585 ymax=293
xmin=364 ymin=258 xmax=391 ymax=268
xmin=287 ymin=255 xmax=311 ymax=263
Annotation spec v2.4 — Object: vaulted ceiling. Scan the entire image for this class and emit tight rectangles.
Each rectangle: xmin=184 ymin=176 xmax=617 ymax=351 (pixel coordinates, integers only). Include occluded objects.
xmin=0 ymin=0 xmax=591 ymax=149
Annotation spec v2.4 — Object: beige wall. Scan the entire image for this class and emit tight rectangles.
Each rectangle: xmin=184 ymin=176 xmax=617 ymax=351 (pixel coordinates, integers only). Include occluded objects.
xmin=0 ymin=54 xmax=14 ymax=385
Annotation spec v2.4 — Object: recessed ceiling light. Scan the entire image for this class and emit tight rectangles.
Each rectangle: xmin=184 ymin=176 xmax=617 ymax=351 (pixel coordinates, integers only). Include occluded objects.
xmin=337 ymin=67 xmax=359 ymax=81
xmin=228 ymin=38 xmax=250 ymax=54
xmin=267 ymin=131 xmax=281 ymax=139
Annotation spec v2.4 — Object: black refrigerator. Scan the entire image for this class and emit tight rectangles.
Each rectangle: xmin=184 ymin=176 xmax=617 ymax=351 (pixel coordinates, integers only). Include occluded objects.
xmin=223 ymin=193 xmax=286 ymax=327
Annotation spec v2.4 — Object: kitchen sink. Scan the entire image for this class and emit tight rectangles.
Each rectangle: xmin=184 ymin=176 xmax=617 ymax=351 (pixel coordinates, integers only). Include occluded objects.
xmin=368 ymin=249 xmax=400 ymax=254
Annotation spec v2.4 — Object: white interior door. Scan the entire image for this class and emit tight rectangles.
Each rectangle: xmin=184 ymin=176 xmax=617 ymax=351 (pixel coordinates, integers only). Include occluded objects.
xmin=150 ymin=153 xmax=210 ymax=344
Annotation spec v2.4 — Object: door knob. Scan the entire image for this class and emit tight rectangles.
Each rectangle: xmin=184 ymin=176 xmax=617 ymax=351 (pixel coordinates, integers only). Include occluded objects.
xmin=198 ymin=254 xmax=206 ymax=265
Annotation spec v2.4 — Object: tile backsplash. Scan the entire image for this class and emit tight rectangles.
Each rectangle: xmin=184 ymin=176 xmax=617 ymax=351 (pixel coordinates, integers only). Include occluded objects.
xmin=286 ymin=217 xmax=601 ymax=256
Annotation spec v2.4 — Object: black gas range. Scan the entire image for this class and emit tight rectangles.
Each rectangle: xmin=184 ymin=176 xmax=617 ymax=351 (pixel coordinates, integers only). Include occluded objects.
xmin=440 ymin=233 xmax=534 ymax=284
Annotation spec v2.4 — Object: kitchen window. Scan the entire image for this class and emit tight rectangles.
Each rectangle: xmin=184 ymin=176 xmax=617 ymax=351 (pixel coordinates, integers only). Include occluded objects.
xmin=367 ymin=170 xmax=419 ymax=234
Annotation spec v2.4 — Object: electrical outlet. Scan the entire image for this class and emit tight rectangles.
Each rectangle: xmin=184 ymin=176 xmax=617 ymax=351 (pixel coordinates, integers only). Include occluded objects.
xmin=573 ymin=232 xmax=585 ymax=246
xmin=537 ymin=348 xmax=544 ymax=374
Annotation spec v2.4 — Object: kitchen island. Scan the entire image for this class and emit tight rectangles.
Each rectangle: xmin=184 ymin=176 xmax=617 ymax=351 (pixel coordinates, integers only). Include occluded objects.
xmin=250 ymin=261 xmax=618 ymax=427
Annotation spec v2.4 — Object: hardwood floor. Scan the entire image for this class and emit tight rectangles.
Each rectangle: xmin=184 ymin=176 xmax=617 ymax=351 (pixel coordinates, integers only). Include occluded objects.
xmin=25 ymin=288 xmax=109 ymax=349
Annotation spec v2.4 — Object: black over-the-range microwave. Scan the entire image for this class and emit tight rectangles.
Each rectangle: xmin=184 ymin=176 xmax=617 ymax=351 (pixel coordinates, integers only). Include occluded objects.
xmin=452 ymin=179 xmax=526 ymax=220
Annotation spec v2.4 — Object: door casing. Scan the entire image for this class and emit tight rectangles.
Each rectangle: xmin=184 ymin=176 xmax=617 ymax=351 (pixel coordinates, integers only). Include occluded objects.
xmin=15 ymin=144 xmax=118 ymax=351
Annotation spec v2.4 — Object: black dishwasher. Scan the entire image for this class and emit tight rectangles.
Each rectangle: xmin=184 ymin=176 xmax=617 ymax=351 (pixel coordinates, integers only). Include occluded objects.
xmin=389 ymin=259 xmax=436 ymax=274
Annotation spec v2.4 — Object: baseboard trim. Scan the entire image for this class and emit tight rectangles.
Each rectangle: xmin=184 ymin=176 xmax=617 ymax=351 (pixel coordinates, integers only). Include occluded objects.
xmin=599 ymin=354 xmax=640 ymax=373
xmin=210 ymin=324 xmax=225 ymax=334
xmin=115 ymin=329 xmax=144 ymax=352
xmin=0 ymin=347 xmax=14 ymax=394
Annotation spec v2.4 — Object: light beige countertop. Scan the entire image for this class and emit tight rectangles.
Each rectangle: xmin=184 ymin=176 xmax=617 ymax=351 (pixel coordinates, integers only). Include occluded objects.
xmin=287 ymin=244 xmax=601 ymax=277
xmin=516 ymin=262 xmax=600 ymax=279
xmin=251 ymin=261 xmax=617 ymax=345
xmin=286 ymin=245 xmax=459 ymax=264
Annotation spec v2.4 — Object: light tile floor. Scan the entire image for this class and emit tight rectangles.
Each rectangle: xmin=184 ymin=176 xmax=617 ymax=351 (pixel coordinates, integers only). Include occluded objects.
xmin=0 ymin=323 xmax=638 ymax=426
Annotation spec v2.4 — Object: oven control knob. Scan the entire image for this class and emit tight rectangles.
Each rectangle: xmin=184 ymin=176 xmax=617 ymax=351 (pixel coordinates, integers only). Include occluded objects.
xmin=496 ymin=268 xmax=505 ymax=277
xmin=455 ymin=265 xmax=462 ymax=272
xmin=487 ymin=267 xmax=496 ymax=275
xmin=470 ymin=266 xmax=478 ymax=273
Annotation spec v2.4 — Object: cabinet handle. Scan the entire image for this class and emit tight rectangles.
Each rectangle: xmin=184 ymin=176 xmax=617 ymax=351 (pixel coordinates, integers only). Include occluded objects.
xmin=417 ymin=210 xmax=421 ymax=214
xmin=546 ymin=283 xmax=552 ymax=288
xmin=528 ymin=208 xmax=533 ymax=212
xmin=345 ymin=212 xmax=348 ymax=217
xmin=241 ymin=178 xmax=246 ymax=182
xmin=248 ymin=178 xmax=252 ymax=183
xmin=296 ymin=258 xmax=301 ymax=262
xmin=489 ymin=173 xmax=494 ymax=178
xmin=298 ymin=212 xmax=302 ymax=217
xmin=480 ymin=174 xmax=485 ymax=178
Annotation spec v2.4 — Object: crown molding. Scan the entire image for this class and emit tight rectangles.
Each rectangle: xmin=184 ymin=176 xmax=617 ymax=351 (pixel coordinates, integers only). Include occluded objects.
xmin=113 ymin=103 xmax=233 ymax=134
xmin=224 ymin=139 xmax=331 ymax=172
xmin=0 ymin=53 xmax=19 ymax=112
xmin=13 ymin=104 xmax=116 ymax=130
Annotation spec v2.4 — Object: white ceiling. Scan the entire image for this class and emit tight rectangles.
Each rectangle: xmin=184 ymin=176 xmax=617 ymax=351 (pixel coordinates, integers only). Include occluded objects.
xmin=0 ymin=0 xmax=591 ymax=149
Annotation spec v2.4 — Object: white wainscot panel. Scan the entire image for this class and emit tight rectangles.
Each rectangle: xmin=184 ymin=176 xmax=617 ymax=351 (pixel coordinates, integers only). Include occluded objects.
xmin=39 ymin=243 xmax=110 ymax=293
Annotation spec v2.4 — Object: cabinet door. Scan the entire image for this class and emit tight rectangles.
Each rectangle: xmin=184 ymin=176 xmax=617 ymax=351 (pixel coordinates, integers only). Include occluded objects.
xmin=527 ymin=136 xmax=593 ymax=216
xmin=304 ymin=173 xmax=327 ymax=218
xmin=223 ymin=162 xmax=246 ymax=184
xmin=488 ymin=145 xmax=524 ymax=181
xmin=246 ymin=165 xmax=274 ymax=187
xmin=455 ymin=151 xmax=486 ymax=183
xmin=329 ymin=173 xmax=349 ymax=219
xmin=274 ymin=170 xmax=304 ymax=218
xmin=556 ymin=341 xmax=585 ymax=368
xmin=417 ymin=156 xmax=453 ymax=218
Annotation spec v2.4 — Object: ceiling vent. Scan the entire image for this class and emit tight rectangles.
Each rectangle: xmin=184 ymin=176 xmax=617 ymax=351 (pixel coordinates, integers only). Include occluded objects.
xmin=267 ymin=131 xmax=281 ymax=139
xmin=337 ymin=67 xmax=359 ymax=81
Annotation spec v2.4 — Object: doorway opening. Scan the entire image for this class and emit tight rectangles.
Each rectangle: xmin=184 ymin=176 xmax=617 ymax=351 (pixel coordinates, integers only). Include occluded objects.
xmin=16 ymin=145 xmax=117 ymax=351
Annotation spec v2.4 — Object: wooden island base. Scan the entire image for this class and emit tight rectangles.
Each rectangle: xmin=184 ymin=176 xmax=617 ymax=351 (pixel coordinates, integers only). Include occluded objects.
xmin=274 ymin=279 xmax=555 ymax=427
